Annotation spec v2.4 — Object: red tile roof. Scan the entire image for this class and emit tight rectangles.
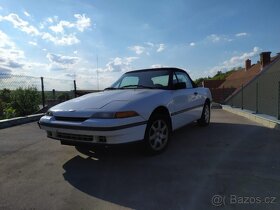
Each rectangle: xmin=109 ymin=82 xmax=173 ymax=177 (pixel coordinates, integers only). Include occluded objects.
xmin=219 ymin=55 xmax=279 ymax=89
xmin=218 ymin=63 xmax=261 ymax=89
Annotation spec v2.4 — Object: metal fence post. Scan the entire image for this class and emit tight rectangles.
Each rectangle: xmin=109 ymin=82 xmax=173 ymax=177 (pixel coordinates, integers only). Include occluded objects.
xmin=74 ymin=80 xmax=77 ymax=98
xmin=52 ymin=89 xmax=56 ymax=100
xmin=256 ymin=82 xmax=259 ymax=114
xmin=278 ymin=81 xmax=280 ymax=120
xmin=40 ymin=77 xmax=45 ymax=107
xmin=241 ymin=84 xmax=244 ymax=109
xmin=222 ymin=86 xmax=224 ymax=104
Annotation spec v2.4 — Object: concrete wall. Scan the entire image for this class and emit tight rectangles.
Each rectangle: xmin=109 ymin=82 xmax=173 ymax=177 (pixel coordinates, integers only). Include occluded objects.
xmin=226 ymin=57 xmax=280 ymax=119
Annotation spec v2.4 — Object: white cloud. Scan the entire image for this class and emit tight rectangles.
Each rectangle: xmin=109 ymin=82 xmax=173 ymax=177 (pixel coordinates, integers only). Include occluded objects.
xmin=151 ymin=64 xmax=164 ymax=68
xmin=208 ymin=47 xmax=260 ymax=75
xmin=206 ymin=34 xmax=233 ymax=43
xmin=1 ymin=13 xmax=86 ymax=46
xmin=0 ymin=13 xmax=40 ymax=36
xmin=28 ymin=41 xmax=37 ymax=46
xmin=223 ymin=47 xmax=260 ymax=66
xmin=145 ymin=42 xmax=154 ymax=47
xmin=39 ymin=16 xmax=58 ymax=29
xmin=49 ymin=14 xmax=91 ymax=33
xmin=23 ymin=11 xmax=31 ymax=17
xmin=74 ymin=14 xmax=91 ymax=32
xmin=41 ymin=32 xmax=80 ymax=46
xmin=73 ymin=50 xmax=78 ymax=54
xmin=0 ymin=30 xmax=26 ymax=73
xmin=47 ymin=17 xmax=55 ymax=23
xmin=0 ymin=66 xmax=12 ymax=74
xmin=235 ymin=32 xmax=248 ymax=37
xmin=128 ymin=45 xmax=145 ymax=55
xmin=189 ymin=42 xmax=196 ymax=47
xmin=46 ymin=53 xmax=80 ymax=71
xmin=49 ymin=20 xmax=75 ymax=33
xmin=47 ymin=53 xmax=79 ymax=65
xmin=207 ymin=34 xmax=221 ymax=43
xmin=104 ymin=57 xmax=138 ymax=72
xmin=129 ymin=42 xmax=166 ymax=55
xmin=0 ymin=30 xmax=15 ymax=48
xmin=157 ymin=44 xmax=165 ymax=52
xmin=6 ymin=60 xmax=24 ymax=68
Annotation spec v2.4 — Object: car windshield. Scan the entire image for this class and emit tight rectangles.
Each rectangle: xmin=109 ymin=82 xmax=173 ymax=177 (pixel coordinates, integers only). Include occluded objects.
xmin=108 ymin=70 xmax=170 ymax=89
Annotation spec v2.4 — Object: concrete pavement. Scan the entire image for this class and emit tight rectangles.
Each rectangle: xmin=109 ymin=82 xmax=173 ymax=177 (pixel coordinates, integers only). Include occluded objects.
xmin=0 ymin=110 xmax=280 ymax=210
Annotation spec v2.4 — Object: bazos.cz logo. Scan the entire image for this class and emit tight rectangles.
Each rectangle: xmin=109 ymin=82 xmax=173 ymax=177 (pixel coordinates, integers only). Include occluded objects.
xmin=211 ymin=194 xmax=277 ymax=206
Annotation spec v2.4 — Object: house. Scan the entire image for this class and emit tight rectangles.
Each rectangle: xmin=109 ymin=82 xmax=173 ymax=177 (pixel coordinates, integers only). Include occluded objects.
xmin=203 ymin=52 xmax=280 ymax=110
xmin=225 ymin=52 xmax=280 ymax=119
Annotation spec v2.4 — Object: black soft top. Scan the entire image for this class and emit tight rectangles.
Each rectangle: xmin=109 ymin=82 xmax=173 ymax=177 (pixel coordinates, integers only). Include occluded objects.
xmin=126 ymin=67 xmax=187 ymax=74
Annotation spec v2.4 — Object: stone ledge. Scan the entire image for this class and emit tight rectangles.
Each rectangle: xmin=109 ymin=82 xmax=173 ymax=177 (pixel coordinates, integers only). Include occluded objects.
xmin=0 ymin=113 xmax=44 ymax=129
xmin=222 ymin=105 xmax=280 ymax=131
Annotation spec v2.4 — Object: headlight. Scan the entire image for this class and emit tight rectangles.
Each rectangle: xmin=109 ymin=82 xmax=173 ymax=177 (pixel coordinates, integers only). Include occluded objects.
xmin=45 ymin=110 xmax=53 ymax=116
xmin=91 ymin=111 xmax=139 ymax=119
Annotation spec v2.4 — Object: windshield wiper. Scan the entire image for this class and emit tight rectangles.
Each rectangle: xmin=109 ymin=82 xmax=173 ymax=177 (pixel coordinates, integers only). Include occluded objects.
xmin=120 ymin=85 xmax=154 ymax=89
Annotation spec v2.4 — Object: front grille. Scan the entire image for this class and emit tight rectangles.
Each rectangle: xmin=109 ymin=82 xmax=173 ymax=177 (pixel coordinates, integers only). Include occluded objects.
xmin=55 ymin=116 xmax=88 ymax=122
xmin=57 ymin=132 xmax=93 ymax=142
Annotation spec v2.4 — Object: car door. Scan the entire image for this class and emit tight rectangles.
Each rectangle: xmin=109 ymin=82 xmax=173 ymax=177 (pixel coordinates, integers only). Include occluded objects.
xmin=170 ymin=71 xmax=203 ymax=130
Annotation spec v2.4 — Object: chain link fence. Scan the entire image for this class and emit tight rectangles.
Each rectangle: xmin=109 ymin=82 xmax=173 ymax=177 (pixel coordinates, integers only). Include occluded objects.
xmin=0 ymin=73 xmax=77 ymax=120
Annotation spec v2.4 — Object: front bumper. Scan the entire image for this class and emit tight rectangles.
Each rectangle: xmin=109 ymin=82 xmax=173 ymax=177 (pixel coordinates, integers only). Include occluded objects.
xmin=38 ymin=116 xmax=147 ymax=144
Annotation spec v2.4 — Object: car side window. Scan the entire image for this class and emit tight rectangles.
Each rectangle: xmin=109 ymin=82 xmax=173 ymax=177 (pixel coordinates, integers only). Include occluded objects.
xmin=174 ymin=72 xmax=193 ymax=89
xmin=151 ymin=75 xmax=169 ymax=87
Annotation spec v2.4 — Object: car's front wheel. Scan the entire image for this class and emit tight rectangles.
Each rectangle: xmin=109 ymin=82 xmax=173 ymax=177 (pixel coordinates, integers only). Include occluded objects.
xmin=144 ymin=114 xmax=171 ymax=154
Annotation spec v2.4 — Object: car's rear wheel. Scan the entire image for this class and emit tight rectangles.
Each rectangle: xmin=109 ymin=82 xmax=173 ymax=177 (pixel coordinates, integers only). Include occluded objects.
xmin=198 ymin=102 xmax=210 ymax=126
xmin=144 ymin=115 xmax=171 ymax=154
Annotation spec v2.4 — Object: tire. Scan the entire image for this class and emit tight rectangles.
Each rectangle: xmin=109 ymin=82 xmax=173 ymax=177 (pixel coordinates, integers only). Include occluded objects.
xmin=198 ymin=102 xmax=210 ymax=126
xmin=144 ymin=114 xmax=171 ymax=154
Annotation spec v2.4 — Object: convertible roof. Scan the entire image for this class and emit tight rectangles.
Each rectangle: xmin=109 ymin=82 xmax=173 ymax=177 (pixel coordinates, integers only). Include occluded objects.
xmin=125 ymin=67 xmax=196 ymax=88
xmin=126 ymin=67 xmax=187 ymax=74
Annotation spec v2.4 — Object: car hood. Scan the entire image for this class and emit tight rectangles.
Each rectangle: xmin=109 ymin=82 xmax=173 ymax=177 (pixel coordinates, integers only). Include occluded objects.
xmin=51 ymin=89 xmax=165 ymax=112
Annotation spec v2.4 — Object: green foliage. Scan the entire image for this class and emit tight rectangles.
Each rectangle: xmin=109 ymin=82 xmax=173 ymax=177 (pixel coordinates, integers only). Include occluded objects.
xmin=0 ymin=88 xmax=11 ymax=103
xmin=3 ymin=107 xmax=17 ymax=119
xmin=194 ymin=77 xmax=210 ymax=86
xmin=194 ymin=67 xmax=240 ymax=85
xmin=10 ymin=87 xmax=40 ymax=116
xmin=0 ymin=87 xmax=73 ymax=120
xmin=44 ymin=91 xmax=72 ymax=101
xmin=0 ymin=99 xmax=4 ymax=118
xmin=57 ymin=92 xmax=70 ymax=101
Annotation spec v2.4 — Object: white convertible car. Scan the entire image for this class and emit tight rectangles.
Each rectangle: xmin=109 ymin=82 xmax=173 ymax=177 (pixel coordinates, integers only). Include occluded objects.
xmin=39 ymin=68 xmax=212 ymax=153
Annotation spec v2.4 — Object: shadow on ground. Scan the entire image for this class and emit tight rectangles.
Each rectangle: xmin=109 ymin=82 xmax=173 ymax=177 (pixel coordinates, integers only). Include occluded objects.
xmin=62 ymin=122 xmax=280 ymax=210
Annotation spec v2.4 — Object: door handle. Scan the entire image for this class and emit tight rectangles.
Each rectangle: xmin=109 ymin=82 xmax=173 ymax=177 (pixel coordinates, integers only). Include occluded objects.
xmin=194 ymin=92 xmax=198 ymax=95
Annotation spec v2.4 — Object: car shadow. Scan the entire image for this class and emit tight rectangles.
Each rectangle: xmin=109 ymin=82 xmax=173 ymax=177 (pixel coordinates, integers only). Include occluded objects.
xmin=62 ymin=122 xmax=280 ymax=210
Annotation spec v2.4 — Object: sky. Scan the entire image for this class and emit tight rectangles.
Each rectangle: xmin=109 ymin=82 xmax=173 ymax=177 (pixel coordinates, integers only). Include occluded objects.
xmin=0 ymin=0 xmax=280 ymax=90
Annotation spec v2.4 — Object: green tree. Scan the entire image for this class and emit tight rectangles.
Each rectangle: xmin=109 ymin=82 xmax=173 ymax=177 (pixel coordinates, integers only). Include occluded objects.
xmin=0 ymin=88 xmax=11 ymax=103
xmin=0 ymin=99 xmax=4 ymax=119
xmin=10 ymin=87 xmax=40 ymax=116
xmin=57 ymin=92 xmax=70 ymax=101
xmin=3 ymin=107 xmax=16 ymax=119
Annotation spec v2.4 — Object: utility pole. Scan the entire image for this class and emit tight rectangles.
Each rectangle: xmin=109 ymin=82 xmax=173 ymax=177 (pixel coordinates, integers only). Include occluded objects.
xmin=96 ymin=55 xmax=99 ymax=90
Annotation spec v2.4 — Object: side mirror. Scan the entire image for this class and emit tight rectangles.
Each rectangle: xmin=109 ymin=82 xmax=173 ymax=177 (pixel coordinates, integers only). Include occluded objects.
xmin=173 ymin=82 xmax=186 ymax=90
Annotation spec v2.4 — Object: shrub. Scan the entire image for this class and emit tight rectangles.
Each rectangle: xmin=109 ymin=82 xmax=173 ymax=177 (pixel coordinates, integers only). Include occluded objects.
xmin=3 ymin=107 xmax=17 ymax=119
xmin=10 ymin=87 xmax=40 ymax=116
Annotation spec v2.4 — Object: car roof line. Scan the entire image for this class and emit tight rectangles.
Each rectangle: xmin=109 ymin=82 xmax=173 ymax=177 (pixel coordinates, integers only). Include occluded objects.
xmin=125 ymin=67 xmax=186 ymax=74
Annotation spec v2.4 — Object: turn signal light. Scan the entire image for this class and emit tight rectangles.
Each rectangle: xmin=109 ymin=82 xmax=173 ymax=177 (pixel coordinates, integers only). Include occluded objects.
xmin=114 ymin=111 xmax=139 ymax=118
